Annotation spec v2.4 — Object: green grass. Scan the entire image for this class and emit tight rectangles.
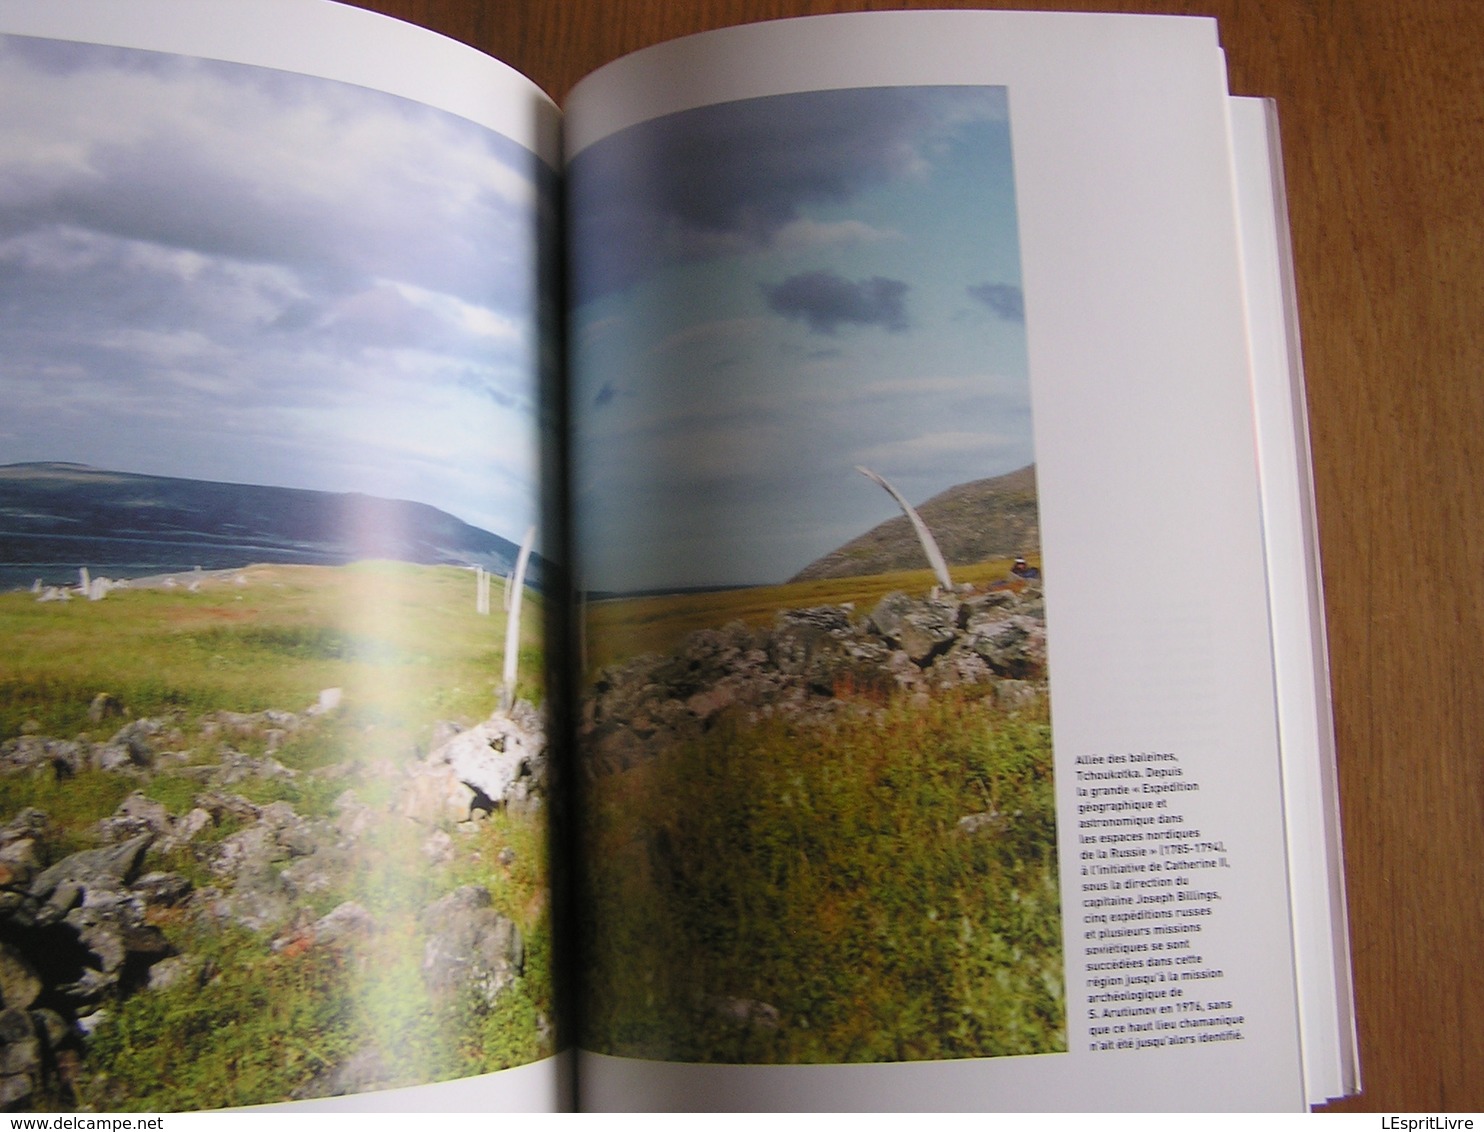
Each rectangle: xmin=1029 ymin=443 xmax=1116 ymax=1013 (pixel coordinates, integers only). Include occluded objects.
xmin=580 ymin=684 xmax=1064 ymax=1064
xmin=85 ymin=926 xmax=360 ymax=1111
xmin=0 ymin=769 xmax=136 ymax=862
xmin=0 ymin=561 xmax=547 ymax=742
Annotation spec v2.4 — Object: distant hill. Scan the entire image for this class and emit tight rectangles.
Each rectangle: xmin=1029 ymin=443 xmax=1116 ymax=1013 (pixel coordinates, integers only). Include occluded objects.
xmin=0 ymin=462 xmax=538 ymax=585
xmin=791 ymin=464 xmax=1039 ymax=582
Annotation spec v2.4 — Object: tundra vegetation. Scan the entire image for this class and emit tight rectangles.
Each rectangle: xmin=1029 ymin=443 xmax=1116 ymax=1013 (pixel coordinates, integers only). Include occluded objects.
xmin=0 ymin=562 xmax=553 ymax=1111
xmin=578 ymin=557 xmax=1064 ymax=1063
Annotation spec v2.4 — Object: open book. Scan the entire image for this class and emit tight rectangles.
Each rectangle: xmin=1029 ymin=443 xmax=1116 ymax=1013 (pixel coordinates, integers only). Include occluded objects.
xmin=0 ymin=0 xmax=1357 ymax=1113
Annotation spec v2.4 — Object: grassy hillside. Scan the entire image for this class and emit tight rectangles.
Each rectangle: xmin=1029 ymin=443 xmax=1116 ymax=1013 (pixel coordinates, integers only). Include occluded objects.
xmin=792 ymin=464 xmax=1039 ymax=583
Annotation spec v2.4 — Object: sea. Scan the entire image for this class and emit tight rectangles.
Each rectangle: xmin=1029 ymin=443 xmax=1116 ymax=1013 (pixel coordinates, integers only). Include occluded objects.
xmin=0 ymin=533 xmax=353 ymax=591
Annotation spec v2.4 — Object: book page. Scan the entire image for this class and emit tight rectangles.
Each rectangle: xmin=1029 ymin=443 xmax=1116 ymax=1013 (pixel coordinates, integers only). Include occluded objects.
xmin=565 ymin=12 xmax=1307 ymax=1111
xmin=0 ymin=0 xmax=565 ymax=1112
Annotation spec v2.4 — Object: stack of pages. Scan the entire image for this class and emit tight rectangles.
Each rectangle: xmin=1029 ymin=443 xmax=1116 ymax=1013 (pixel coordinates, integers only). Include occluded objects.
xmin=0 ymin=0 xmax=1357 ymax=1112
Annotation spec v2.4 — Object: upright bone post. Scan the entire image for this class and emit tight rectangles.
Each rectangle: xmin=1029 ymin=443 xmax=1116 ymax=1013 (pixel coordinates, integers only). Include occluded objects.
xmin=501 ymin=526 xmax=537 ymax=710
xmin=855 ymin=465 xmax=954 ymax=592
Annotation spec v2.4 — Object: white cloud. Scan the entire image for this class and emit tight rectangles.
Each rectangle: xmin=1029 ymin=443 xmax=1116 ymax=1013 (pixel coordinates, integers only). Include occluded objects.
xmin=769 ymin=217 xmax=899 ymax=250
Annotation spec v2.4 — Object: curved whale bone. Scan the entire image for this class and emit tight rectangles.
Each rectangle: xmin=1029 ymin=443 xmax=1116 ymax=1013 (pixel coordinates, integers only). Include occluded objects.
xmin=855 ymin=465 xmax=953 ymax=592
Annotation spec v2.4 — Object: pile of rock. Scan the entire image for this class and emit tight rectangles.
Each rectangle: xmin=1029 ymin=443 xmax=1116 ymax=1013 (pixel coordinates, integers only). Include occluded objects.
xmin=0 ymin=692 xmax=549 ymax=1108
xmin=580 ymin=586 xmax=1047 ymax=775
xmin=0 ymin=818 xmax=169 ymax=1107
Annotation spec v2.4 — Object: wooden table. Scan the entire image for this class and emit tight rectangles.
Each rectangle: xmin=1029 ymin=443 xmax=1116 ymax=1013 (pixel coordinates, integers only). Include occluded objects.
xmin=349 ymin=0 xmax=1484 ymax=1112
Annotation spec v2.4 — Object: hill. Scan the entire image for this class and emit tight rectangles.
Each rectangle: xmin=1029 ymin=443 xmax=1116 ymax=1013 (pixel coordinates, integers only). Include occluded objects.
xmin=791 ymin=464 xmax=1039 ymax=582
xmin=0 ymin=462 xmax=536 ymax=584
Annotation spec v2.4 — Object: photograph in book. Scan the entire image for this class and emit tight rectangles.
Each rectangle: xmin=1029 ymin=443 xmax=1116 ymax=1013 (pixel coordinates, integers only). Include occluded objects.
xmin=0 ymin=33 xmax=558 ymax=1109
xmin=570 ymin=85 xmax=1063 ymax=1064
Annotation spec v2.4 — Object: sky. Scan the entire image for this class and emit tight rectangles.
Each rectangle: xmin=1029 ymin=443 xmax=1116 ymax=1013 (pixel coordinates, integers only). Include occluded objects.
xmin=0 ymin=33 xmax=555 ymax=546
xmin=569 ymin=85 xmax=1031 ymax=593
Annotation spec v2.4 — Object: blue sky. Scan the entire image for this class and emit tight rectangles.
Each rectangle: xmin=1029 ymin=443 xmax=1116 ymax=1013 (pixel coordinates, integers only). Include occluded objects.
xmin=569 ymin=85 xmax=1030 ymax=592
xmin=0 ymin=33 xmax=554 ymax=546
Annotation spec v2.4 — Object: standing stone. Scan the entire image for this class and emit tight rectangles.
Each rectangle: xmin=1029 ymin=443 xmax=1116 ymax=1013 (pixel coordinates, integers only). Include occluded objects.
xmin=88 ymin=693 xmax=123 ymax=724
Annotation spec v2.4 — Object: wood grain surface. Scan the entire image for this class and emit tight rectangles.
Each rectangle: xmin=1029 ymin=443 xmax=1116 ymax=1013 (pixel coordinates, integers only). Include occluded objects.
xmin=342 ymin=0 xmax=1484 ymax=1112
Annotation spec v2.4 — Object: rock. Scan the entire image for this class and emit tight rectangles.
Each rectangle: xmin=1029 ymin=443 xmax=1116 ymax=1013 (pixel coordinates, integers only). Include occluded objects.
xmin=685 ymin=683 xmax=738 ymax=724
xmin=0 ymin=842 xmax=38 ymax=891
xmin=709 ymin=995 xmax=782 ymax=1031
xmin=332 ymin=792 xmax=375 ymax=839
xmin=64 ymin=888 xmax=169 ymax=976
xmin=426 ymin=705 xmax=546 ymax=813
xmin=0 ymin=811 xmax=47 ymax=848
xmin=0 ymin=1071 xmax=34 ymax=1110
xmin=312 ymin=901 xmax=375 ymax=946
xmin=0 ymin=736 xmax=86 ymax=777
xmin=95 ymin=792 xmax=174 ymax=844
xmin=29 ymin=1009 xmax=67 ymax=1050
xmin=427 ymin=720 xmax=464 ymax=750
xmin=420 ymin=886 xmax=523 ymax=1010
xmin=770 ymin=606 xmax=852 ymax=677
xmin=30 ymin=835 xmax=152 ymax=899
xmin=88 ymin=693 xmax=124 ymax=724
xmin=965 ymin=616 xmax=1046 ymax=679
xmin=401 ymin=763 xmax=477 ymax=826
xmin=194 ymin=791 xmax=262 ymax=825
xmin=291 ymin=1045 xmax=390 ymax=1100
xmin=158 ymin=807 xmax=212 ymax=853
xmin=213 ymin=748 xmax=295 ymax=786
xmin=216 ymin=883 xmax=296 ymax=935
xmin=869 ymin=592 xmax=958 ymax=666
xmin=33 ymin=881 xmax=83 ymax=928
xmin=131 ymin=872 xmax=192 ymax=907
xmin=73 ymin=1009 xmax=107 ymax=1038
xmin=0 ymin=1006 xmax=40 ymax=1107
xmin=305 ymin=687 xmax=342 ymax=717
xmin=993 ymin=679 xmax=1040 ymax=711
xmin=928 ymin=645 xmax=993 ymax=689
xmin=146 ymin=954 xmax=204 ymax=993
xmin=956 ymin=810 xmax=1008 ymax=837
xmin=94 ymin=745 xmax=137 ymax=774
xmin=280 ymin=844 xmax=352 ymax=903
xmin=209 ymin=825 xmax=286 ymax=880
xmin=105 ymin=720 xmax=163 ymax=768
xmin=0 ymin=945 xmax=42 ymax=1011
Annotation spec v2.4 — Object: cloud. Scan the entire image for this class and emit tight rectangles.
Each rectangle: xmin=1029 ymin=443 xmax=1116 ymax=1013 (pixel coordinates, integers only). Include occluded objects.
xmin=770 ymin=217 xmax=897 ymax=251
xmin=967 ymin=281 xmax=1024 ymax=322
xmin=762 ymin=271 xmax=909 ymax=335
xmin=569 ymin=86 xmax=1006 ymax=302
xmin=0 ymin=34 xmax=551 ymax=312
xmin=0 ymin=33 xmax=554 ymax=541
